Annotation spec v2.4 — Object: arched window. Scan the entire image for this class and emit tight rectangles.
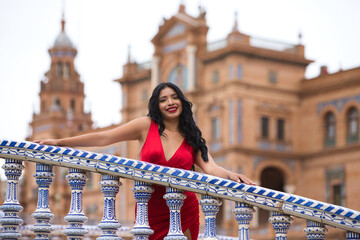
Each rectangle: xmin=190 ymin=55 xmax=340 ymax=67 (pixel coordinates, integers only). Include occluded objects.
xmin=70 ymin=99 xmax=76 ymax=111
xmin=324 ymin=111 xmax=336 ymax=147
xmin=57 ymin=62 xmax=63 ymax=77
xmin=347 ymin=107 xmax=359 ymax=144
xmin=258 ymin=167 xmax=284 ymax=226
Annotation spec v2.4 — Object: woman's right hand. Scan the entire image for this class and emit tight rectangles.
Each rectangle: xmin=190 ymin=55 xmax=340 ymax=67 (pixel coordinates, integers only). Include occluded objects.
xmin=34 ymin=139 xmax=60 ymax=146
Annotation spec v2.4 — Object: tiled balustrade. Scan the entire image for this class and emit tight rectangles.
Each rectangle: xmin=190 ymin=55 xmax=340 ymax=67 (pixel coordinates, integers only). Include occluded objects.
xmin=0 ymin=139 xmax=360 ymax=239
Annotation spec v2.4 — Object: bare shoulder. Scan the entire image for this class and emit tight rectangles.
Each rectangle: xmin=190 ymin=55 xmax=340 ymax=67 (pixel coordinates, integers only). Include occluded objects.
xmin=131 ymin=116 xmax=151 ymax=130
xmin=128 ymin=116 xmax=152 ymax=136
xmin=131 ymin=116 xmax=152 ymax=143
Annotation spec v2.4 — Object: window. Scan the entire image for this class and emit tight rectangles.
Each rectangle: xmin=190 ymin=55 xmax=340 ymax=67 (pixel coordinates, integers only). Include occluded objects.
xmin=237 ymin=64 xmax=243 ymax=79
xmin=228 ymin=64 xmax=234 ymax=80
xmin=261 ymin=116 xmax=269 ymax=139
xmin=347 ymin=107 xmax=359 ymax=144
xmin=332 ymin=184 xmax=342 ymax=206
xmin=70 ymin=99 xmax=75 ymax=111
xmin=41 ymin=101 xmax=46 ymax=112
xmin=211 ymin=70 xmax=219 ymax=83
xmin=142 ymin=89 xmax=148 ymax=101
xmin=54 ymin=98 xmax=61 ymax=106
xmin=268 ymin=70 xmax=278 ymax=84
xmin=57 ymin=62 xmax=63 ymax=76
xmin=277 ymin=118 xmax=285 ymax=141
xmin=212 ymin=117 xmax=220 ymax=140
xmin=324 ymin=112 xmax=336 ymax=147
xmin=63 ymin=63 xmax=70 ymax=78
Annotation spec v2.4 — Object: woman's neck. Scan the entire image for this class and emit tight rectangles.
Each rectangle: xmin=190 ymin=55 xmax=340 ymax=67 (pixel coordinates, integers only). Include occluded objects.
xmin=163 ymin=119 xmax=179 ymax=132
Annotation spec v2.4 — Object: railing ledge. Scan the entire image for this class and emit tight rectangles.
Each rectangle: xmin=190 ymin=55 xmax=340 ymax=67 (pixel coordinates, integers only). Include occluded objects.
xmin=1 ymin=139 xmax=360 ymax=235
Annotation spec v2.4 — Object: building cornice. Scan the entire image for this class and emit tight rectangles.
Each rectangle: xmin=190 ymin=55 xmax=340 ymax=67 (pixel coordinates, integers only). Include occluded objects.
xmin=210 ymin=142 xmax=360 ymax=161
xmin=300 ymin=67 xmax=360 ymax=97
xmin=200 ymin=43 xmax=312 ymax=66
xmin=114 ymin=69 xmax=151 ymax=85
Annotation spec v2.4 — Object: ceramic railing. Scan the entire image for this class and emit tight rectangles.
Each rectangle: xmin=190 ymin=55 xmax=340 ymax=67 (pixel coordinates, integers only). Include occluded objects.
xmin=0 ymin=139 xmax=359 ymax=240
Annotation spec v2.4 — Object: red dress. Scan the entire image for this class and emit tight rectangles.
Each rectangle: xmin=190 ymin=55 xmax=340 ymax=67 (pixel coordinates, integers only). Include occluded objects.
xmin=139 ymin=120 xmax=200 ymax=240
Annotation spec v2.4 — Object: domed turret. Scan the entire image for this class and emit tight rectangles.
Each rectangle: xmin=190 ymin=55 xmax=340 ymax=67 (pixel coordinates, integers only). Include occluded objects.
xmin=53 ymin=17 xmax=74 ymax=48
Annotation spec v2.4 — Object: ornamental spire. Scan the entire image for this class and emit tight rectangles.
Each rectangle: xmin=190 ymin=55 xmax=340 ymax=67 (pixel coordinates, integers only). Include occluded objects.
xmin=232 ymin=11 xmax=239 ymax=32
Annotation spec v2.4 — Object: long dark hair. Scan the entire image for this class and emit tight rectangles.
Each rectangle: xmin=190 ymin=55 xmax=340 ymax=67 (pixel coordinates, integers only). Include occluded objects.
xmin=147 ymin=82 xmax=209 ymax=162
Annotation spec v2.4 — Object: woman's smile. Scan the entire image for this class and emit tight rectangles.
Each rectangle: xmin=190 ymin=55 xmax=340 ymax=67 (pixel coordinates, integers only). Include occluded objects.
xmin=166 ymin=106 xmax=178 ymax=113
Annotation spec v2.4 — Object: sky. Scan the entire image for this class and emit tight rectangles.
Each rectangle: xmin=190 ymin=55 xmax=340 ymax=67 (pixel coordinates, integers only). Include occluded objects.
xmin=0 ymin=0 xmax=360 ymax=142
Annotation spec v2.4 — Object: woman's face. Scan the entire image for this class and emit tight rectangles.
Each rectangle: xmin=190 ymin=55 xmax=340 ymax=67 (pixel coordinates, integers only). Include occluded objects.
xmin=158 ymin=87 xmax=183 ymax=120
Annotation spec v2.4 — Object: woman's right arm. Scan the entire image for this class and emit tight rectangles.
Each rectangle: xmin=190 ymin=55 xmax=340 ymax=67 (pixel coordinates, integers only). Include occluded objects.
xmin=34 ymin=117 xmax=151 ymax=147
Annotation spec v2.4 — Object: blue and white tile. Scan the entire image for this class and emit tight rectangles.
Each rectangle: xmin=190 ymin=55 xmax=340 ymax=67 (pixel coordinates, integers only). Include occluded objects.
xmin=96 ymin=159 xmax=134 ymax=178
xmin=169 ymin=171 xmax=207 ymax=194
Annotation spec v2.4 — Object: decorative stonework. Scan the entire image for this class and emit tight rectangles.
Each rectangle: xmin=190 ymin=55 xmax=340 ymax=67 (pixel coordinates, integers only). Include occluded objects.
xmin=31 ymin=163 xmax=55 ymax=240
xmin=164 ymin=187 xmax=187 ymax=240
xmin=1 ymin=139 xmax=360 ymax=236
xmin=97 ymin=174 xmax=122 ymax=240
xmin=200 ymin=195 xmax=222 ymax=239
xmin=233 ymin=202 xmax=254 ymax=240
xmin=304 ymin=220 xmax=327 ymax=240
xmin=63 ymin=168 xmax=88 ymax=239
xmin=130 ymin=181 xmax=154 ymax=239
xmin=317 ymin=94 xmax=360 ymax=114
xmin=0 ymin=158 xmax=24 ymax=240
xmin=269 ymin=212 xmax=293 ymax=240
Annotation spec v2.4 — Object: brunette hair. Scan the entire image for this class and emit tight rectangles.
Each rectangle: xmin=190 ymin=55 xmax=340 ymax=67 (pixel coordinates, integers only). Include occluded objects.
xmin=147 ymin=82 xmax=209 ymax=162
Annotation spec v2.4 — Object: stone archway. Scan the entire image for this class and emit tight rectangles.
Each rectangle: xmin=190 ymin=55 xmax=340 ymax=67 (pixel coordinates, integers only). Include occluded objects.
xmin=258 ymin=167 xmax=285 ymax=226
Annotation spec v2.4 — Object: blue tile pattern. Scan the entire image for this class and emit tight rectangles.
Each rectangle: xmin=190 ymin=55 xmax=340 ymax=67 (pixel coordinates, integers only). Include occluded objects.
xmin=0 ymin=139 xmax=360 ymax=235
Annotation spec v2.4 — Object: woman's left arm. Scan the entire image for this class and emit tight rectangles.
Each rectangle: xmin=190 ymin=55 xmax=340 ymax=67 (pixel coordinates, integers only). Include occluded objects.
xmin=195 ymin=151 xmax=256 ymax=185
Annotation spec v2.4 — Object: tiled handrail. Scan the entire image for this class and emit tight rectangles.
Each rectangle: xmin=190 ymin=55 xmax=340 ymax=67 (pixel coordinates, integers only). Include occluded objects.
xmin=0 ymin=139 xmax=360 ymax=239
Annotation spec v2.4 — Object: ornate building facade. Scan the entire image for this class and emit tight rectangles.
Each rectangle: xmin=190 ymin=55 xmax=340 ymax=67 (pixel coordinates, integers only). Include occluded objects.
xmin=23 ymin=4 xmax=360 ymax=239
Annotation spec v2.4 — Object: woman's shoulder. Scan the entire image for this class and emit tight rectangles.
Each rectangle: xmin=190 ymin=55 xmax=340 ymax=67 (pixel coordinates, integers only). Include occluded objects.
xmin=131 ymin=116 xmax=152 ymax=129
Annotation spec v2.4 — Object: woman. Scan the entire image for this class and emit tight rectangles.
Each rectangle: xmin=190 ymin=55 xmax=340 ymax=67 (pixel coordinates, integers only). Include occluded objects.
xmin=35 ymin=82 xmax=255 ymax=240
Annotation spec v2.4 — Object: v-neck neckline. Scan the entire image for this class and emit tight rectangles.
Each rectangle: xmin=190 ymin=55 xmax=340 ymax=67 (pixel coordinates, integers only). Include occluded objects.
xmin=159 ymin=132 xmax=186 ymax=162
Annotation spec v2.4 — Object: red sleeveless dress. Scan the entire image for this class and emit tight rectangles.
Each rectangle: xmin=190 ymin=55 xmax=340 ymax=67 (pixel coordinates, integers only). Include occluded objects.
xmin=139 ymin=121 xmax=200 ymax=240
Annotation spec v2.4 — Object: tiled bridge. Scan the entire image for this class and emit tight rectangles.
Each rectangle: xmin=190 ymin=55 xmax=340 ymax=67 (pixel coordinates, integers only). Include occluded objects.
xmin=0 ymin=139 xmax=359 ymax=239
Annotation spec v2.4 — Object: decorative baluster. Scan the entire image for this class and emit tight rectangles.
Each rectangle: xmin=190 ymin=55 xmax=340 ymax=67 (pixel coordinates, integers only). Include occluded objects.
xmin=233 ymin=202 xmax=254 ymax=240
xmin=31 ymin=163 xmax=55 ymax=239
xmin=303 ymin=220 xmax=327 ymax=240
xmin=163 ymin=187 xmax=187 ymax=240
xmin=200 ymin=195 xmax=222 ymax=240
xmin=130 ymin=181 xmax=154 ymax=240
xmin=0 ymin=159 xmax=24 ymax=240
xmin=346 ymin=231 xmax=360 ymax=240
xmin=63 ymin=168 xmax=88 ymax=239
xmin=269 ymin=212 xmax=293 ymax=240
xmin=97 ymin=174 xmax=121 ymax=240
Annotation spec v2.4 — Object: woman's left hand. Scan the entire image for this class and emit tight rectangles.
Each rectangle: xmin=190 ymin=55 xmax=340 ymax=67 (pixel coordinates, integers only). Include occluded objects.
xmin=229 ymin=173 xmax=257 ymax=185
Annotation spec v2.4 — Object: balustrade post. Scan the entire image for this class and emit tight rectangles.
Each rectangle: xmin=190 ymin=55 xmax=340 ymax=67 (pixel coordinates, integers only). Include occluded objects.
xmin=163 ymin=187 xmax=187 ymax=240
xmin=97 ymin=174 xmax=121 ymax=240
xmin=31 ymin=163 xmax=55 ymax=239
xmin=130 ymin=181 xmax=154 ymax=240
xmin=233 ymin=202 xmax=254 ymax=240
xmin=346 ymin=231 xmax=360 ymax=239
xmin=269 ymin=212 xmax=293 ymax=240
xmin=303 ymin=220 xmax=327 ymax=240
xmin=0 ymin=159 xmax=24 ymax=240
xmin=200 ymin=195 xmax=222 ymax=240
xmin=63 ymin=168 xmax=88 ymax=240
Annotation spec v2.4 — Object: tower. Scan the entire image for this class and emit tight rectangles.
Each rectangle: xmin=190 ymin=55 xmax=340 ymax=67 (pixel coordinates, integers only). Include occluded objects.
xmin=29 ymin=16 xmax=92 ymax=140
xmin=23 ymin=16 xmax=93 ymax=223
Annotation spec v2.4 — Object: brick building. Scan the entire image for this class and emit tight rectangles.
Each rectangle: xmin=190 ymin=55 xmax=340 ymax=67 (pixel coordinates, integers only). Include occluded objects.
xmin=25 ymin=4 xmax=360 ymax=239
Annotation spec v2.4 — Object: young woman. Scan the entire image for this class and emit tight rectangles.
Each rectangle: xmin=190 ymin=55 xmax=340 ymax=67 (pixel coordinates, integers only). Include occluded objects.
xmin=35 ymin=82 xmax=255 ymax=240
